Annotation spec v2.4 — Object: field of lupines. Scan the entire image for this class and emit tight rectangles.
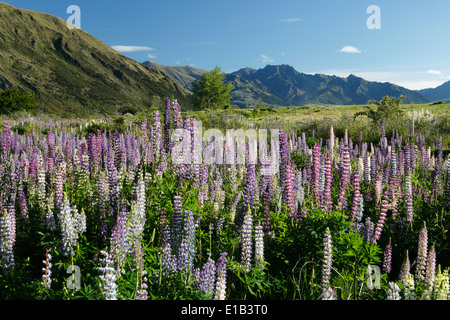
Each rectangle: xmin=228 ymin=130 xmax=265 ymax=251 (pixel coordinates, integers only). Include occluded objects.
xmin=0 ymin=97 xmax=449 ymax=300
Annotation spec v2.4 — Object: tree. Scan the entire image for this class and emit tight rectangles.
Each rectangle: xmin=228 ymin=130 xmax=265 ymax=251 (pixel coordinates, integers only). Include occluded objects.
xmin=353 ymin=95 xmax=406 ymax=126
xmin=0 ymin=88 xmax=36 ymax=115
xmin=192 ymin=66 xmax=233 ymax=110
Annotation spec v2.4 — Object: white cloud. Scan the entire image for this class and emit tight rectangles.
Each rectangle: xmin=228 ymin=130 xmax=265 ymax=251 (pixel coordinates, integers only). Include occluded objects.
xmin=111 ymin=45 xmax=155 ymax=53
xmin=175 ymin=60 xmax=181 ymax=65
xmin=280 ymin=52 xmax=286 ymax=56
xmin=339 ymin=46 xmax=362 ymax=54
xmin=260 ymin=54 xmax=274 ymax=63
xmin=281 ymin=18 xmax=301 ymax=23
xmin=147 ymin=53 xmax=157 ymax=59
xmin=427 ymin=69 xmax=442 ymax=76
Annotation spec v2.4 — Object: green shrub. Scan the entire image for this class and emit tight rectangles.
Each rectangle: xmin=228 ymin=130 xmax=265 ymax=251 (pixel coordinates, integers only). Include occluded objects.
xmin=0 ymin=88 xmax=36 ymax=115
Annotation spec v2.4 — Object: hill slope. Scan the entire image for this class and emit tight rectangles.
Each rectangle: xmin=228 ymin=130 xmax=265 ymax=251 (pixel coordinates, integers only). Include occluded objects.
xmin=142 ymin=61 xmax=205 ymax=91
xmin=0 ymin=2 xmax=191 ymax=115
xmin=418 ymin=81 xmax=450 ymax=101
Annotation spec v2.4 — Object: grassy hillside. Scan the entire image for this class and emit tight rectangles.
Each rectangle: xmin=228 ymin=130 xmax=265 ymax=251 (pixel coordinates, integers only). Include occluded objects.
xmin=0 ymin=2 xmax=191 ymax=116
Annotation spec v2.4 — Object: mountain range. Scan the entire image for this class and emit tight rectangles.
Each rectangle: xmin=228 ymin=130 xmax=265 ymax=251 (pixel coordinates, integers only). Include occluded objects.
xmin=144 ymin=62 xmax=450 ymax=108
xmin=0 ymin=2 xmax=191 ymax=115
xmin=0 ymin=2 xmax=449 ymax=115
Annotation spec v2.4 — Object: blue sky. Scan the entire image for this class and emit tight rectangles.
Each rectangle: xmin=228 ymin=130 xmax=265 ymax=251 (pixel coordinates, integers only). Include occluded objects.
xmin=6 ymin=0 xmax=450 ymax=90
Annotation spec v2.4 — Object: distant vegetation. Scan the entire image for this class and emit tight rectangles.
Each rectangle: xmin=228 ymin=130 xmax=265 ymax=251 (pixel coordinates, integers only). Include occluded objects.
xmin=0 ymin=88 xmax=36 ymax=115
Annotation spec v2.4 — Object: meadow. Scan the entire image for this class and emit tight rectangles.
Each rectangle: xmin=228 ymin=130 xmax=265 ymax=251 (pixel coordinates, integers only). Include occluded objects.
xmin=0 ymin=99 xmax=449 ymax=300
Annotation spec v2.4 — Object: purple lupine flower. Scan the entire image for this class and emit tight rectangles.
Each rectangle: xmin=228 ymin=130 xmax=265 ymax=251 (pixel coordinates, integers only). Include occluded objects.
xmin=17 ymin=185 xmax=29 ymax=220
xmin=254 ymin=222 xmax=264 ymax=269
xmin=193 ymin=258 xmax=216 ymax=298
xmin=214 ymin=252 xmax=228 ymax=300
xmin=54 ymin=166 xmax=64 ymax=213
xmin=46 ymin=129 xmax=55 ymax=161
xmin=349 ymin=167 xmax=361 ymax=223
xmin=372 ymin=190 xmax=389 ymax=244
xmin=283 ymin=162 xmax=295 ymax=217
xmin=161 ymin=241 xmax=178 ymax=277
xmin=321 ymin=152 xmax=333 ymax=213
xmin=177 ymin=210 xmax=195 ymax=273
xmin=172 ymin=99 xmax=183 ymax=130
xmin=404 ymin=168 xmax=414 ymax=223
xmin=240 ymin=208 xmax=253 ymax=273
xmin=321 ymin=227 xmax=333 ymax=290
xmin=425 ymin=245 xmax=436 ymax=291
xmin=383 ymin=238 xmax=392 ymax=273
xmin=337 ymin=145 xmax=351 ymax=210
xmin=415 ymin=222 xmax=428 ymax=281
xmin=172 ymin=195 xmax=183 ymax=251
xmin=399 ymin=250 xmax=411 ymax=284
xmin=311 ymin=143 xmax=321 ymax=201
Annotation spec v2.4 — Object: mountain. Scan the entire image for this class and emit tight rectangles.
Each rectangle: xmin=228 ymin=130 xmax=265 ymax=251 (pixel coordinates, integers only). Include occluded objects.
xmin=0 ymin=2 xmax=191 ymax=115
xmin=225 ymin=65 xmax=433 ymax=108
xmin=418 ymin=81 xmax=450 ymax=101
xmin=144 ymin=63 xmax=433 ymax=108
xmin=142 ymin=61 xmax=206 ymax=90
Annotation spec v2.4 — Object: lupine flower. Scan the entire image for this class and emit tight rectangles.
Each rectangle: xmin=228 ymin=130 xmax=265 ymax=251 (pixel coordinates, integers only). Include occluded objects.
xmin=110 ymin=207 xmax=128 ymax=274
xmin=193 ymin=258 xmax=216 ymax=298
xmin=0 ymin=208 xmax=15 ymax=274
xmin=98 ymin=250 xmax=118 ymax=300
xmin=383 ymin=238 xmax=392 ymax=273
xmin=363 ymin=217 xmax=374 ymax=242
xmin=254 ymin=222 xmax=264 ymax=269
xmin=126 ymin=176 xmax=146 ymax=252
xmin=371 ymin=190 xmax=389 ymax=244
xmin=321 ymin=227 xmax=333 ymax=291
xmin=214 ymin=252 xmax=228 ymax=300
xmin=240 ymin=208 xmax=253 ymax=273
xmin=386 ymin=282 xmax=401 ymax=300
xmin=311 ymin=143 xmax=321 ymax=201
xmin=17 ymin=184 xmax=29 ymax=220
xmin=433 ymin=265 xmax=449 ymax=300
xmin=425 ymin=245 xmax=436 ymax=291
xmin=321 ymin=152 xmax=333 ymax=212
xmin=349 ymin=167 xmax=361 ymax=223
xmin=177 ymin=210 xmax=195 ymax=273
xmin=1 ymin=122 xmax=11 ymax=159
xmin=415 ymin=222 xmax=428 ymax=281
xmin=135 ymin=241 xmax=148 ymax=300
xmin=172 ymin=195 xmax=183 ymax=251
xmin=41 ymin=249 xmax=52 ymax=289
xmin=404 ymin=168 xmax=414 ymax=222
xmin=59 ymin=197 xmax=85 ymax=257
xmin=161 ymin=241 xmax=178 ymax=277
xmin=403 ymin=274 xmax=416 ymax=300
xmin=399 ymin=250 xmax=411 ymax=284
xmin=283 ymin=162 xmax=295 ymax=217
xmin=337 ymin=145 xmax=350 ymax=210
